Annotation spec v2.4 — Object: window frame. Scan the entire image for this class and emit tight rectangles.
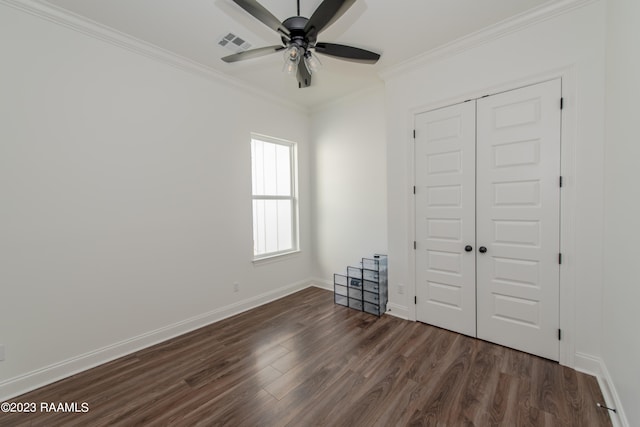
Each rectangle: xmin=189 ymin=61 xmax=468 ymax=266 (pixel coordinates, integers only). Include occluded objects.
xmin=250 ymin=133 xmax=299 ymax=261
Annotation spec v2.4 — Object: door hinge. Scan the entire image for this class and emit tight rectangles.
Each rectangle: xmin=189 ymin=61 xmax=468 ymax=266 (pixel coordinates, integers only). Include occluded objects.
xmin=558 ymin=329 xmax=562 ymax=340
xmin=560 ymin=97 xmax=564 ymax=109
xmin=559 ymin=253 xmax=563 ymax=264
xmin=413 ymin=129 xmax=416 ymax=139
xmin=559 ymin=176 xmax=563 ymax=188
xmin=413 ymin=241 xmax=417 ymax=250
xmin=413 ymin=186 xmax=416 ymax=194
xmin=414 ymin=296 xmax=417 ymax=305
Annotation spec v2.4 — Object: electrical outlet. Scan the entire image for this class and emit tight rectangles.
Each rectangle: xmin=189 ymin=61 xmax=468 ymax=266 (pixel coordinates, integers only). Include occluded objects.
xmin=233 ymin=283 xmax=239 ymax=293
xmin=0 ymin=344 xmax=5 ymax=361
xmin=398 ymin=284 xmax=405 ymax=295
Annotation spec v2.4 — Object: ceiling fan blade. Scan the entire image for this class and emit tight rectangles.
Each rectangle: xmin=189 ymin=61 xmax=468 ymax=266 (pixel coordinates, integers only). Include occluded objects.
xmin=231 ymin=0 xmax=290 ymax=37
xmin=221 ymin=45 xmax=284 ymax=63
xmin=297 ymin=60 xmax=312 ymax=88
xmin=314 ymin=42 xmax=380 ymax=64
xmin=304 ymin=0 xmax=356 ymax=39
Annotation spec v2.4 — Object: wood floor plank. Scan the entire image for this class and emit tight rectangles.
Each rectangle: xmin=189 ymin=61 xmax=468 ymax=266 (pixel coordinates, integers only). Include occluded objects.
xmin=487 ymin=372 xmax=520 ymax=426
xmin=337 ymin=354 xmax=415 ymax=426
xmin=369 ymin=377 xmax=421 ymax=427
xmin=287 ymin=369 xmax=367 ymax=427
xmin=0 ymin=287 xmax=613 ymax=427
xmin=264 ymin=332 xmax=355 ymax=400
xmin=450 ymin=339 xmax=503 ymax=425
xmin=407 ymin=335 xmax=476 ymax=425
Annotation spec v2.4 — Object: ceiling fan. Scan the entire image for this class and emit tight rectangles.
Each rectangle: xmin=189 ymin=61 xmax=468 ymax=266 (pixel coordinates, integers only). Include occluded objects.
xmin=221 ymin=0 xmax=381 ymax=88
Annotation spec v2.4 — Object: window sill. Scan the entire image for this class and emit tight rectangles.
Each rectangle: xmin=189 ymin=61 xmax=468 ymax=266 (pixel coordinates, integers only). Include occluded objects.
xmin=252 ymin=250 xmax=301 ymax=265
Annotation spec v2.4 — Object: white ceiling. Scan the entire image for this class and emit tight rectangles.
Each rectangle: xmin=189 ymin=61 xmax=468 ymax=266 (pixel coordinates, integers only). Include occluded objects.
xmin=42 ymin=0 xmax=556 ymax=108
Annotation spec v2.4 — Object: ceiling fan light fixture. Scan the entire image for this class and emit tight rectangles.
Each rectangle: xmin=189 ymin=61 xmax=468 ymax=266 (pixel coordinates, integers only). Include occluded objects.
xmin=282 ymin=45 xmax=302 ymax=74
xmin=283 ymin=59 xmax=298 ymax=74
xmin=304 ymin=50 xmax=322 ymax=74
xmin=226 ymin=0 xmax=381 ymax=88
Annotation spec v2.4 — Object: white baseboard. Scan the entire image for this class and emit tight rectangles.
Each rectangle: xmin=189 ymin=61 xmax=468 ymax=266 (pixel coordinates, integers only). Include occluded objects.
xmin=574 ymin=352 xmax=629 ymax=427
xmin=385 ymin=302 xmax=409 ymax=320
xmin=0 ymin=278 xmax=314 ymax=401
xmin=597 ymin=361 xmax=629 ymax=427
xmin=308 ymin=277 xmax=333 ymax=291
xmin=574 ymin=351 xmax=604 ymax=377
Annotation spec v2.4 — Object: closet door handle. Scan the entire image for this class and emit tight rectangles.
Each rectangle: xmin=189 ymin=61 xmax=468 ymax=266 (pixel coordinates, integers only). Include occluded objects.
xmin=479 ymin=246 xmax=487 ymax=253
xmin=465 ymin=245 xmax=473 ymax=252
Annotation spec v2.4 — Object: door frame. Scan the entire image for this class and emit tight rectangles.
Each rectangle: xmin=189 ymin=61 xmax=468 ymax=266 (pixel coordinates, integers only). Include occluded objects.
xmin=408 ymin=66 xmax=577 ymax=368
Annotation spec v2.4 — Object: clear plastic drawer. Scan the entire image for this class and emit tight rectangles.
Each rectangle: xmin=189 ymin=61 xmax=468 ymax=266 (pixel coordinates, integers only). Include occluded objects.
xmin=348 ymin=288 xmax=363 ymax=300
xmin=363 ymin=280 xmax=379 ymax=293
xmin=349 ymin=298 xmax=363 ymax=311
xmin=334 ymin=274 xmax=348 ymax=287
xmin=348 ymin=278 xmax=363 ymax=290
xmin=363 ymin=270 xmax=379 ymax=282
xmin=347 ymin=266 xmax=362 ymax=279
xmin=335 ymin=294 xmax=348 ymax=306
xmin=363 ymin=291 xmax=379 ymax=304
xmin=362 ymin=258 xmax=379 ymax=271
xmin=364 ymin=301 xmax=381 ymax=316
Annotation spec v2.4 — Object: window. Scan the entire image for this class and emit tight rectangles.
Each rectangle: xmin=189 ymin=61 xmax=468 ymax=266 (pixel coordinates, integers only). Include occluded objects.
xmin=250 ymin=134 xmax=298 ymax=259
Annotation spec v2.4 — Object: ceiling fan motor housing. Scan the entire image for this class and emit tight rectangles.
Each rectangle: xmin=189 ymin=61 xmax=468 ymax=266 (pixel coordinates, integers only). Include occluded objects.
xmin=281 ymin=16 xmax=314 ymax=50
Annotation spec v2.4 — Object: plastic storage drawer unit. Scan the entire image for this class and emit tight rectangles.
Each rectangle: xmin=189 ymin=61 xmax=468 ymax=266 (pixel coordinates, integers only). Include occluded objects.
xmin=333 ymin=255 xmax=387 ymax=317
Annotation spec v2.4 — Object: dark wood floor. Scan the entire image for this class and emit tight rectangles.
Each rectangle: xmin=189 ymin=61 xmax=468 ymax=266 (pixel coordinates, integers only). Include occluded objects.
xmin=1 ymin=287 xmax=612 ymax=426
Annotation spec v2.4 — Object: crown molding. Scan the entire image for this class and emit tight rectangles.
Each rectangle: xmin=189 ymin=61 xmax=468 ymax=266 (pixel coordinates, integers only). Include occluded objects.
xmin=378 ymin=0 xmax=600 ymax=81
xmin=0 ymin=0 xmax=308 ymax=114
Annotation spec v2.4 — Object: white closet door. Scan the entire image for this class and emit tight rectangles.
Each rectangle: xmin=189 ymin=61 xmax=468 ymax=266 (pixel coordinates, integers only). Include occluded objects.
xmin=415 ymin=101 xmax=476 ymax=337
xmin=476 ymin=79 xmax=561 ymax=361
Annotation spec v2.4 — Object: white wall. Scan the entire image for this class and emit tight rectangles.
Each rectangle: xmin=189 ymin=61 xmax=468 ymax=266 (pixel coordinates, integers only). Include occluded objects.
xmin=603 ymin=0 xmax=640 ymax=424
xmin=0 ymin=3 xmax=311 ymax=398
xmin=381 ymin=1 xmax=607 ymax=366
xmin=310 ymin=88 xmax=387 ymax=282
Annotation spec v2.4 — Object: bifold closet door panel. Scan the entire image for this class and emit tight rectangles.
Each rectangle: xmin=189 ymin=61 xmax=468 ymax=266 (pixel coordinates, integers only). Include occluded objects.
xmin=414 ymin=101 xmax=477 ymax=337
xmin=476 ymin=79 xmax=562 ymax=361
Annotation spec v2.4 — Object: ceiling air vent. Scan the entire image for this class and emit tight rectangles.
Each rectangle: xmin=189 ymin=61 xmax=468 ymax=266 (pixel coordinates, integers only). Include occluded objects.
xmin=218 ymin=32 xmax=252 ymax=53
